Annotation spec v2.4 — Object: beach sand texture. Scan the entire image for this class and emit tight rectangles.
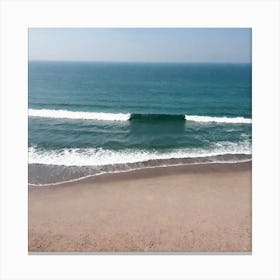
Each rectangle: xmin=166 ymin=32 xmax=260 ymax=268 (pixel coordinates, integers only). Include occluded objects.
xmin=28 ymin=161 xmax=251 ymax=252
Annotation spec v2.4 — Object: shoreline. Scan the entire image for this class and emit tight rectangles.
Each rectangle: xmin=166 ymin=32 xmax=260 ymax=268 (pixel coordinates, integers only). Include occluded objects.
xmin=29 ymin=161 xmax=251 ymax=252
xmin=28 ymin=155 xmax=252 ymax=186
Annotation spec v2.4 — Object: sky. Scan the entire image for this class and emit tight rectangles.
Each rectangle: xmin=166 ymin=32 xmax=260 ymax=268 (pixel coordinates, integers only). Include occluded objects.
xmin=29 ymin=28 xmax=251 ymax=63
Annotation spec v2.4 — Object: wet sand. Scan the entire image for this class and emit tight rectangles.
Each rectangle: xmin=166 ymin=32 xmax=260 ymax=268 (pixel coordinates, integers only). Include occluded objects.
xmin=28 ymin=161 xmax=251 ymax=252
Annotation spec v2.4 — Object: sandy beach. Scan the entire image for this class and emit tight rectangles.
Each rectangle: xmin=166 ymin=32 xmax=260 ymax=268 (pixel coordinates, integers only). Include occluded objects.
xmin=28 ymin=161 xmax=251 ymax=252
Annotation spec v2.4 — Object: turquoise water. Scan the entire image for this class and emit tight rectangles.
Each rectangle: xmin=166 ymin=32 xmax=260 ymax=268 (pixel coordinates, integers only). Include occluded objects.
xmin=28 ymin=61 xmax=252 ymax=184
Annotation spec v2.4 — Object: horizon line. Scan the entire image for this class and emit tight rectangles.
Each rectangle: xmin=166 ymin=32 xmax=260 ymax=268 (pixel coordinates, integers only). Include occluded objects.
xmin=28 ymin=59 xmax=251 ymax=64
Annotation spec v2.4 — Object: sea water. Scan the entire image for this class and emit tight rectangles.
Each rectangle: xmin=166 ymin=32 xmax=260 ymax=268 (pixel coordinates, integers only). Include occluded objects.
xmin=28 ymin=61 xmax=252 ymax=185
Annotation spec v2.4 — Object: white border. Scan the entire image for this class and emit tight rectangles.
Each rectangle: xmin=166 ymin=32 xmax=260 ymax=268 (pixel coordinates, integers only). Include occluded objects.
xmin=0 ymin=0 xmax=279 ymax=279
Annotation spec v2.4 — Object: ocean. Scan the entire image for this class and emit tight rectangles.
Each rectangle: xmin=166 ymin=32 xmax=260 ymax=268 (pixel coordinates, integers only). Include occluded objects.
xmin=28 ymin=61 xmax=252 ymax=185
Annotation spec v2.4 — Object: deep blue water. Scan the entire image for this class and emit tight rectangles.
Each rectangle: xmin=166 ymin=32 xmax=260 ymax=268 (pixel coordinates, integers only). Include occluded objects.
xmin=28 ymin=61 xmax=252 ymax=184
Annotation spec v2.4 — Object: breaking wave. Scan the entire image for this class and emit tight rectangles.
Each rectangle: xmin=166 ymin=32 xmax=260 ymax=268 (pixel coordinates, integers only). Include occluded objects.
xmin=28 ymin=109 xmax=130 ymax=121
xmin=184 ymin=115 xmax=251 ymax=124
xmin=29 ymin=109 xmax=251 ymax=124
xmin=29 ymin=141 xmax=251 ymax=167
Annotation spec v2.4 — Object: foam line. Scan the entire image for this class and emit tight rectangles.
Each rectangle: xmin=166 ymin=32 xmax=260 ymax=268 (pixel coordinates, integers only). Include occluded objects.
xmin=29 ymin=109 xmax=252 ymax=124
xmin=29 ymin=109 xmax=130 ymax=121
xmin=28 ymin=141 xmax=251 ymax=166
xmin=185 ymin=115 xmax=251 ymax=124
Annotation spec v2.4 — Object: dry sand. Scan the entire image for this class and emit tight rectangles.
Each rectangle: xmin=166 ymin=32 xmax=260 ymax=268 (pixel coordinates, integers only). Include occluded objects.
xmin=28 ymin=161 xmax=251 ymax=252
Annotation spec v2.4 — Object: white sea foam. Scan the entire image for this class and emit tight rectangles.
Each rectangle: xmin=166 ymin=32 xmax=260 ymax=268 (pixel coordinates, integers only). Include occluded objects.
xmin=29 ymin=109 xmax=251 ymax=124
xmin=29 ymin=109 xmax=130 ymax=121
xmin=29 ymin=141 xmax=251 ymax=166
xmin=185 ymin=115 xmax=251 ymax=124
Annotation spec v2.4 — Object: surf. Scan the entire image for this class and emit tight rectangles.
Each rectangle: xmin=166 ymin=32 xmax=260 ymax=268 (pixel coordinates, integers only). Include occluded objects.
xmin=28 ymin=140 xmax=251 ymax=167
xmin=185 ymin=115 xmax=252 ymax=124
xmin=29 ymin=109 xmax=251 ymax=124
xmin=28 ymin=109 xmax=130 ymax=121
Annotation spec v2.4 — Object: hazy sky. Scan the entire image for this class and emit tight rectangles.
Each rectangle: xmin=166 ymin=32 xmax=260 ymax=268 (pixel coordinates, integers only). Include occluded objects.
xmin=29 ymin=28 xmax=251 ymax=63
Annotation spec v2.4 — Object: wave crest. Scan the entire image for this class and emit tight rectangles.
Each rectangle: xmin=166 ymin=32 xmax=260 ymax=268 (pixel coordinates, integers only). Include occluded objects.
xmin=28 ymin=109 xmax=130 ymax=121
xmin=130 ymin=113 xmax=185 ymax=121
xmin=185 ymin=115 xmax=251 ymax=124
xmin=29 ymin=109 xmax=252 ymax=124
